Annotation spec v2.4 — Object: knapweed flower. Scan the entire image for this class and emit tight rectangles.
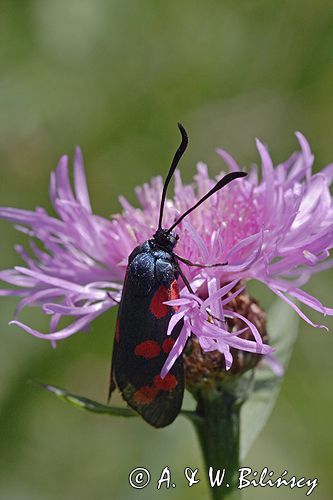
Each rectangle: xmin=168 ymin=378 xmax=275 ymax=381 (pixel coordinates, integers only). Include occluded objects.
xmin=1 ymin=133 xmax=333 ymax=377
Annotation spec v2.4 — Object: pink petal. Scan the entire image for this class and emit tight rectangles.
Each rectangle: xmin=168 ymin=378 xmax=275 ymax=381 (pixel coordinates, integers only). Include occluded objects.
xmin=74 ymin=147 xmax=92 ymax=213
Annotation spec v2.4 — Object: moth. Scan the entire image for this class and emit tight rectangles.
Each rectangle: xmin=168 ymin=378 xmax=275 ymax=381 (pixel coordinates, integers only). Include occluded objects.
xmin=109 ymin=124 xmax=246 ymax=427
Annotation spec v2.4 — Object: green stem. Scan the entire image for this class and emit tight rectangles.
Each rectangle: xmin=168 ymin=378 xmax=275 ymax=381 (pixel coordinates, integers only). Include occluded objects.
xmin=193 ymin=391 xmax=241 ymax=500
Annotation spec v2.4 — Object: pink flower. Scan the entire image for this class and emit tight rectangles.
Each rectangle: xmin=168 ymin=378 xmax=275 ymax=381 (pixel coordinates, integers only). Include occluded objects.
xmin=1 ymin=132 xmax=332 ymax=373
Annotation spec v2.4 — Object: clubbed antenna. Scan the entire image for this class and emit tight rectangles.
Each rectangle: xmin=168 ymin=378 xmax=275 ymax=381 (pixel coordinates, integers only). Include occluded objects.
xmin=158 ymin=123 xmax=188 ymax=230
xmin=167 ymin=171 xmax=247 ymax=233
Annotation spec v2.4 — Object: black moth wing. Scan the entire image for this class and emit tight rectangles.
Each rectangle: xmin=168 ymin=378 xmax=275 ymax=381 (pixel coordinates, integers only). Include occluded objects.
xmin=110 ymin=241 xmax=184 ymax=428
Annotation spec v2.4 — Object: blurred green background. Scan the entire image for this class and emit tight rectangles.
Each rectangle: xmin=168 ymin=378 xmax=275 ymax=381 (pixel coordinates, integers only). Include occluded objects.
xmin=0 ymin=1 xmax=333 ymax=499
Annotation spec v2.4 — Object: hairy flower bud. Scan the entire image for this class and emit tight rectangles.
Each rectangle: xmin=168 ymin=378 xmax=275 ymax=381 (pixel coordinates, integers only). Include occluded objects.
xmin=184 ymin=284 xmax=267 ymax=397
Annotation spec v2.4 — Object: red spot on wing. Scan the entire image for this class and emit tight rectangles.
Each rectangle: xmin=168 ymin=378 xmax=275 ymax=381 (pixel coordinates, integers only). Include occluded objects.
xmin=162 ymin=338 xmax=175 ymax=353
xmin=149 ymin=280 xmax=179 ymax=319
xmin=150 ymin=286 xmax=169 ymax=318
xmin=153 ymin=374 xmax=178 ymax=391
xmin=115 ymin=319 xmax=120 ymax=342
xmin=170 ymin=279 xmax=179 ymax=305
xmin=133 ymin=386 xmax=159 ymax=405
xmin=134 ymin=340 xmax=161 ymax=359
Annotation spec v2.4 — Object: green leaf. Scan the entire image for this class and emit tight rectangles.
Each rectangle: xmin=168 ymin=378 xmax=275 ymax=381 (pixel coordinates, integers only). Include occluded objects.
xmin=240 ymin=299 xmax=300 ymax=460
xmin=32 ymin=382 xmax=137 ymax=417
xmin=32 ymin=381 xmax=199 ymax=421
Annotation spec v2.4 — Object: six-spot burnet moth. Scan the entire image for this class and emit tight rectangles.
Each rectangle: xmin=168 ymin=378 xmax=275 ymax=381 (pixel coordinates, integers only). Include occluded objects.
xmin=108 ymin=124 xmax=247 ymax=427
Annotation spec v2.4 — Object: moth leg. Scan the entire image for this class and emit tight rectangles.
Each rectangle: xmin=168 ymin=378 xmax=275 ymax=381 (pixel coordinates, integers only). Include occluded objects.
xmin=107 ymin=378 xmax=116 ymax=403
xmin=174 ymin=259 xmax=225 ymax=325
xmin=174 ymin=253 xmax=227 ymax=268
xmin=107 ymin=336 xmax=118 ymax=402
xmin=107 ymin=293 xmax=120 ymax=402
xmin=174 ymin=260 xmax=195 ymax=294
xmin=107 ymin=291 xmax=120 ymax=304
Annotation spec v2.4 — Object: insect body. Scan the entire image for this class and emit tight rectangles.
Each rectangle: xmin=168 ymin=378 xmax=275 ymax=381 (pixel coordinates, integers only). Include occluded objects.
xmin=110 ymin=231 xmax=183 ymax=427
xmin=109 ymin=124 xmax=246 ymax=427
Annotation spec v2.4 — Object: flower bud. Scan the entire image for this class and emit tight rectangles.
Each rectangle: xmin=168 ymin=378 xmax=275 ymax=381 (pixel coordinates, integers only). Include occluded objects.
xmin=184 ymin=284 xmax=267 ymax=397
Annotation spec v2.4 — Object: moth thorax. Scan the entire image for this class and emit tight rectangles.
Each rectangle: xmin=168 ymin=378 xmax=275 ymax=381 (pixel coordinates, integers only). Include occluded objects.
xmin=153 ymin=228 xmax=179 ymax=251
